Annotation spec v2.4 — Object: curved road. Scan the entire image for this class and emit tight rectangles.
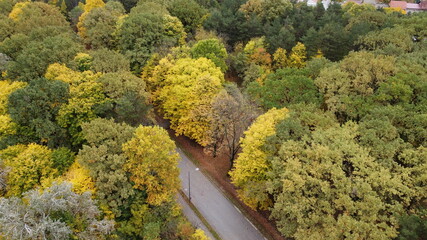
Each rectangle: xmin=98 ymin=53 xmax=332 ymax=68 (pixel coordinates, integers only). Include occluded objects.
xmin=177 ymin=148 xmax=266 ymax=240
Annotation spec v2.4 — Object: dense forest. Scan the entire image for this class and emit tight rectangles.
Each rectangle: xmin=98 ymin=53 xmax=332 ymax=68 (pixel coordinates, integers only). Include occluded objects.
xmin=0 ymin=0 xmax=426 ymax=239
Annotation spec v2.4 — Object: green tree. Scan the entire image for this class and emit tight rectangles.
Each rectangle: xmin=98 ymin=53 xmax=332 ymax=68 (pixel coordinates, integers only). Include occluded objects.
xmin=247 ymin=68 xmax=321 ymax=110
xmin=117 ymin=11 xmax=185 ymax=72
xmin=191 ymin=38 xmax=228 ymax=72
xmin=97 ymin=71 xmax=152 ymax=125
xmin=123 ymin=126 xmax=180 ymax=206
xmin=315 ymin=51 xmax=396 ymax=121
xmin=8 ymin=78 xmax=69 ymax=147
xmin=8 ymin=2 xmax=69 ymax=36
xmin=239 ymin=0 xmax=292 ymax=22
xmin=90 ymin=48 xmax=130 ymax=73
xmin=268 ymin=122 xmax=414 ymax=239
xmin=78 ymin=1 xmax=125 ymax=49
xmin=356 ymin=26 xmax=414 ymax=55
xmin=168 ymin=0 xmax=207 ymax=33
xmin=78 ymin=118 xmax=135 ymax=217
xmin=6 ymin=35 xmax=81 ymax=82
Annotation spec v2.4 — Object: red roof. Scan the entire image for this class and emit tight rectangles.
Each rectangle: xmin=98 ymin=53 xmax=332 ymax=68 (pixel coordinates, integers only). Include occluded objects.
xmin=389 ymin=0 xmax=408 ymax=9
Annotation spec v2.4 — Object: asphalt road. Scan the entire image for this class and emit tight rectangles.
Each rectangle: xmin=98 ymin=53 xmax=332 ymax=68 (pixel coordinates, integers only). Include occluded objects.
xmin=177 ymin=193 xmax=216 ymax=240
xmin=177 ymin=148 xmax=266 ymax=240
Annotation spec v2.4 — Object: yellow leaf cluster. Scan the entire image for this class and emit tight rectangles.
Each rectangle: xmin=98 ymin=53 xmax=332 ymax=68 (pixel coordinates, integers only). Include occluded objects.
xmin=191 ymin=229 xmax=209 ymax=240
xmin=272 ymin=47 xmax=288 ymax=70
xmin=383 ymin=7 xmax=406 ymax=15
xmin=288 ymin=42 xmax=307 ymax=68
xmin=46 ymin=63 xmax=105 ymax=146
xmin=229 ymin=107 xmax=289 ymax=210
xmin=0 ymin=80 xmax=26 ymax=140
xmin=157 ymin=58 xmax=224 ymax=146
xmin=123 ymin=126 xmax=180 ymax=206
xmin=83 ymin=0 xmax=104 ymax=12
xmin=0 ymin=115 xmax=17 ymax=137
xmin=8 ymin=2 xmax=30 ymax=21
xmin=1 ymin=143 xmax=57 ymax=197
xmin=63 ymin=161 xmax=95 ymax=195
xmin=45 ymin=63 xmax=82 ymax=84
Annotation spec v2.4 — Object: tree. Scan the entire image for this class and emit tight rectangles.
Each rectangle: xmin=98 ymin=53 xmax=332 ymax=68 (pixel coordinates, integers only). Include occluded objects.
xmin=8 ymin=78 xmax=69 ymax=147
xmin=0 ymin=80 xmax=26 ymax=145
xmin=51 ymin=147 xmax=75 ymax=176
xmin=191 ymin=38 xmax=228 ymax=72
xmin=8 ymin=2 xmax=69 ymax=36
xmin=356 ymin=26 xmax=414 ymax=55
xmin=0 ymin=182 xmax=114 ymax=239
xmin=63 ymin=161 xmax=95 ymax=195
xmin=288 ymin=42 xmax=307 ymax=68
xmin=97 ymin=71 xmax=152 ymax=125
xmin=90 ymin=48 xmax=130 ymax=73
xmin=203 ymin=0 xmax=263 ymax=46
xmin=78 ymin=1 xmax=125 ymax=49
xmin=267 ymin=122 xmax=414 ymax=239
xmin=168 ymin=0 xmax=207 ymax=33
xmin=207 ymin=84 xmax=258 ymax=165
xmin=264 ymin=21 xmax=296 ymax=53
xmin=77 ymin=0 xmax=105 ymax=39
xmin=397 ymin=209 xmax=427 ymax=240
xmin=302 ymin=23 xmax=352 ymax=61
xmin=78 ymin=118 xmax=135 ymax=217
xmin=239 ymin=0 xmax=292 ymax=22
xmin=157 ymin=58 xmax=224 ymax=146
xmin=0 ymin=144 xmax=57 ymax=197
xmin=117 ymin=10 xmax=186 ymax=72
xmin=229 ymin=107 xmax=289 ymax=210
xmin=123 ymin=126 xmax=180 ymax=206
xmin=315 ymin=51 xmax=396 ymax=121
xmin=45 ymin=64 xmax=107 ymax=147
xmin=6 ymin=35 xmax=81 ymax=82
xmin=247 ymin=68 xmax=321 ymax=110
xmin=272 ymin=47 xmax=289 ymax=70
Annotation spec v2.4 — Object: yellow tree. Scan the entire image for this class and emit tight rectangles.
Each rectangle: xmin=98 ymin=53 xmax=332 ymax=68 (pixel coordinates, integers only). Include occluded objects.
xmin=272 ymin=47 xmax=289 ymax=70
xmin=45 ymin=63 xmax=106 ymax=146
xmin=0 ymin=143 xmax=57 ymax=197
xmin=0 ymin=80 xmax=26 ymax=141
xmin=229 ymin=107 xmax=289 ymax=210
xmin=157 ymin=58 xmax=224 ymax=146
xmin=63 ymin=161 xmax=96 ymax=194
xmin=288 ymin=42 xmax=307 ymax=68
xmin=122 ymin=126 xmax=180 ymax=206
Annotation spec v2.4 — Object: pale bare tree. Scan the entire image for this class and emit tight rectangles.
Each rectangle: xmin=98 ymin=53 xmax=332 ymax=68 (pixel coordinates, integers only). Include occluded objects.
xmin=207 ymin=83 xmax=259 ymax=169
xmin=0 ymin=182 xmax=114 ymax=240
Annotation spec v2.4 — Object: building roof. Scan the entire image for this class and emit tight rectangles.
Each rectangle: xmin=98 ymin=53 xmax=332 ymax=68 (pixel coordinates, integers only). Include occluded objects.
xmin=407 ymin=3 xmax=421 ymax=8
xmin=389 ymin=0 xmax=408 ymax=9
